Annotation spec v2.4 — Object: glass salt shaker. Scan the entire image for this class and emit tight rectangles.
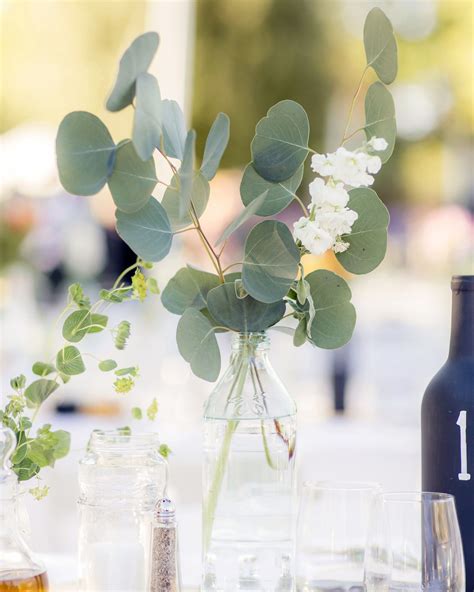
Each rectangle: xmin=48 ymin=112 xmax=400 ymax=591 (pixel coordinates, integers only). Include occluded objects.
xmin=149 ymin=498 xmax=181 ymax=592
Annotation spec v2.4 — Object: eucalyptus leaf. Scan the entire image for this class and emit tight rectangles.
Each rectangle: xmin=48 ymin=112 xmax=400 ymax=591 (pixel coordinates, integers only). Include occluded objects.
xmin=108 ymin=141 xmax=157 ymax=213
xmin=207 ymin=282 xmax=286 ymax=332
xmin=305 ymin=270 xmax=356 ymax=349
xmin=251 ymin=100 xmax=309 ymax=182
xmin=364 ymin=7 xmax=397 ymax=85
xmin=56 ymin=111 xmax=115 ymax=196
xmin=364 ymin=82 xmax=396 ymax=163
xmin=32 ymin=362 xmax=56 ymax=377
xmin=336 ymin=188 xmax=390 ymax=274
xmin=116 ymin=198 xmax=173 ymax=262
xmin=24 ymin=380 xmax=59 ymax=408
xmin=161 ymin=267 xmax=220 ymax=315
xmin=162 ymin=172 xmax=210 ymax=231
xmin=132 ymin=73 xmax=162 ymax=161
xmin=161 ymin=99 xmax=187 ymax=159
xmin=215 ymin=191 xmax=268 ymax=247
xmin=293 ymin=317 xmax=307 ymax=347
xmin=56 ymin=346 xmax=85 ymax=376
xmin=240 ymin=163 xmax=304 ymax=216
xmin=106 ymin=32 xmax=160 ymax=112
xmin=176 ymin=308 xmax=221 ymax=382
xmin=179 ymin=130 xmax=196 ymax=218
xmin=201 ymin=112 xmax=230 ymax=181
xmin=242 ymin=220 xmax=300 ymax=303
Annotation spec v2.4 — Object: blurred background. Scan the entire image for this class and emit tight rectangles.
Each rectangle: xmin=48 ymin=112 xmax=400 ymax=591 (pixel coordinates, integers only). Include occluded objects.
xmin=1 ymin=0 xmax=473 ymax=585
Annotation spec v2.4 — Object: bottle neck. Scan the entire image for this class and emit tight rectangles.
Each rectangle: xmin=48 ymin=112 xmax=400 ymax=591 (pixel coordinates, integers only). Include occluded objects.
xmin=231 ymin=332 xmax=270 ymax=361
xmin=449 ymin=277 xmax=474 ymax=360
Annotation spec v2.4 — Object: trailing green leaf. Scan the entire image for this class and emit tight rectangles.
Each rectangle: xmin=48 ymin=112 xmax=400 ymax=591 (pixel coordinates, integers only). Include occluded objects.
xmin=116 ymin=198 xmax=173 ymax=262
xmin=106 ymin=32 xmax=160 ymax=112
xmin=201 ymin=112 xmax=230 ymax=181
xmin=242 ymin=220 xmax=300 ymax=303
xmin=32 ymin=362 xmax=56 ymax=377
xmin=68 ymin=283 xmax=91 ymax=309
xmin=336 ymin=188 xmax=390 ymax=274
xmin=56 ymin=346 xmax=86 ymax=376
xmin=364 ymin=7 xmax=398 ymax=85
xmin=24 ymin=380 xmax=59 ymax=408
xmin=176 ymin=309 xmax=221 ymax=382
xmin=251 ymin=100 xmax=309 ymax=182
xmin=98 ymin=359 xmax=118 ymax=372
xmin=108 ymin=141 xmax=157 ymax=213
xmin=56 ymin=111 xmax=115 ymax=196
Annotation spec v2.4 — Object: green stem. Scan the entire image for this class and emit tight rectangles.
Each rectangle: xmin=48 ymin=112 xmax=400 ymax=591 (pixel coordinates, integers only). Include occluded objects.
xmin=112 ymin=261 xmax=140 ymax=290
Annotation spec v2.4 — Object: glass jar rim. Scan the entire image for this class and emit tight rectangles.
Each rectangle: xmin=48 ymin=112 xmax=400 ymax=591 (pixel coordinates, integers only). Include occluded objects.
xmin=89 ymin=429 xmax=160 ymax=452
xmin=378 ymin=491 xmax=455 ymax=504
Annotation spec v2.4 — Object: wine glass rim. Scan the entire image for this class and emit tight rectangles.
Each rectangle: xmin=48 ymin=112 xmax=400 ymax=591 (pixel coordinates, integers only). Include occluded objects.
xmin=302 ymin=480 xmax=381 ymax=492
xmin=378 ymin=491 xmax=455 ymax=504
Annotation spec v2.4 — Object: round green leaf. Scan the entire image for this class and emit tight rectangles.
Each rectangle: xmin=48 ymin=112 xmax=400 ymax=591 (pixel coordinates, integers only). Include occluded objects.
xmin=336 ymin=188 xmax=390 ymax=274
xmin=364 ymin=82 xmax=396 ymax=163
xmin=177 ymin=309 xmax=221 ymax=382
xmin=251 ymin=100 xmax=309 ymax=182
xmin=108 ymin=141 xmax=157 ymax=213
xmin=98 ymin=359 xmax=118 ymax=372
xmin=25 ymin=379 xmax=59 ymax=407
xmin=215 ymin=190 xmax=268 ymax=247
xmin=32 ymin=362 xmax=56 ymax=377
xmin=161 ymin=266 xmax=220 ymax=315
xmin=201 ymin=112 xmax=230 ymax=181
xmin=116 ymin=197 xmax=173 ymax=262
xmin=305 ymin=270 xmax=356 ymax=349
xmin=242 ymin=220 xmax=300 ymax=303
xmin=56 ymin=111 xmax=115 ymax=196
xmin=240 ymin=163 xmax=304 ymax=216
xmin=161 ymin=99 xmax=187 ymax=160
xmin=364 ymin=7 xmax=398 ymax=85
xmin=62 ymin=310 xmax=91 ymax=342
xmin=106 ymin=32 xmax=160 ymax=112
xmin=132 ymin=73 xmax=162 ymax=161
xmin=56 ymin=346 xmax=85 ymax=376
xmin=207 ymin=282 xmax=286 ymax=332
xmin=162 ymin=172 xmax=210 ymax=231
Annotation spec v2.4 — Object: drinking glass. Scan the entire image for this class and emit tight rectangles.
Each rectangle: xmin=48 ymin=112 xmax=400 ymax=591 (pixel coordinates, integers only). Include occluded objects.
xmin=364 ymin=492 xmax=465 ymax=591
xmin=296 ymin=481 xmax=381 ymax=592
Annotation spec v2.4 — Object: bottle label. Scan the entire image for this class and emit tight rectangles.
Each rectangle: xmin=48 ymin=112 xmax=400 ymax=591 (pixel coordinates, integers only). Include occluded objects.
xmin=456 ymin=410 xmax=471 ymax=481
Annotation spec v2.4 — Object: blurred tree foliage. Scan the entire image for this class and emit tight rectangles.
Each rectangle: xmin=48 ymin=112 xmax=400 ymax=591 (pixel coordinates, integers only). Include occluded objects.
xmin=193 ymin=0 xmax=334 ymax=167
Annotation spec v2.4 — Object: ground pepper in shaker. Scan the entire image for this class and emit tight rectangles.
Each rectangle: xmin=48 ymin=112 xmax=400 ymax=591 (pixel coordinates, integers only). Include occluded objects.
xmin=149 ymin=497 xmax=181 ymax=591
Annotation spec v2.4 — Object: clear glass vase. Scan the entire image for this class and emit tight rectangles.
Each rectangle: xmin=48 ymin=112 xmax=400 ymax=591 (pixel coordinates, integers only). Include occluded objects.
xmin=0 ymin=427 xmax=48 ymax=591
xmin=202 ymin=332 xmax=297 ymax=591
xmin=78 ymin=429 xmax=167 ymax=592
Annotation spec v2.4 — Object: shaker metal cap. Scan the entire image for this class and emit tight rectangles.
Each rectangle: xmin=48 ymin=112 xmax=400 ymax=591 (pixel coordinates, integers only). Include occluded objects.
xmin=155 ymin=497 xmax=176 ymax=522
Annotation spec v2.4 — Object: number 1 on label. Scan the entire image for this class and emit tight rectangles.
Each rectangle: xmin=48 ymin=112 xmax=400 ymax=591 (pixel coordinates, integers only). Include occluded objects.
xmin=457 ymin=410 xmax=471 ymax=481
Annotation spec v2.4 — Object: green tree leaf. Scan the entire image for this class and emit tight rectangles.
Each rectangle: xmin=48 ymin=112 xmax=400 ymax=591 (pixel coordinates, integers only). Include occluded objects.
xmin=52 ymin=430 xmax=70 ymax=460
xmin=178 ymin=130 xmax=196 ymax=218
xmin=27 ymin=441 xmax=51 ymax=468
xmin=98 ymin=359 xmax=118 ymax=372
xmin=161 ymin=267 xmax=220 ymax=315
xmin=176 ymin=308 xmax=221 ymax=382
xmin=24 ymin=380 xmax=59 ymax=408
xmin=106 ymin=32 xmax=160 ymax=112
xmin=68 ymin=283 xmax=90 ymax=309
xmin=162 ymin=172 xmax=209 ymax=231
xmin=56 ymin=111 xmax=115 ymax=196
xmin=56 ymin=346 xmax=86 ymax=376
xmin=242 ymin=220 xmax=300 ymax=303
xmin=132 ymin=73 xmax=162 ymax=161
xmin=108 ymin=141 xmax=157 ymax=213
xmin=62 ymin=310 xmax=106 ymax=342
xmin=364 ymin=7 xmax=398 ymax=85
xmin=305 ymin=270 xmax=356 ymax=349
xmin=116 ymin=198 xmax=173 ymax=262
xmin=251 ymin=100 xmax=309 ymax=182
xmin=161 ymin=99 xmax=187 ymax=159
xmin=240 ymin=163 xmax=304 ymax=216
xmin=207 ymin=282 xmax=286 ymax=332
xmin=201 ymin=112 xmax=230 ymax=180
xmin=336 ymin=188 xmax=390 ymax=274
xmin=214 ymin=191 xmax=268 ymax=247
xmin=364 ymin=82 xmax=396 ymax=163
xmin=32 ymin=362 xmax=56 ymax=377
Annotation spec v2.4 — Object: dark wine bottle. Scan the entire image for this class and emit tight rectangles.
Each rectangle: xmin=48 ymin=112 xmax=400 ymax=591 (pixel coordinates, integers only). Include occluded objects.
xmin=422 ymin=275 xmax=474 ymax=591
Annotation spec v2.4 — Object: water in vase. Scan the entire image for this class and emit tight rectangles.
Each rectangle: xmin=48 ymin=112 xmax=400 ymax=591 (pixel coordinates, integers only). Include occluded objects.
xmin=202 ymin=415 xmax=297 ymax=591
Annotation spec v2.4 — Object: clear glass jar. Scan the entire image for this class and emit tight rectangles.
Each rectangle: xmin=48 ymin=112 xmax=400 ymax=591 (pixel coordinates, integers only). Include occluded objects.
xmin=202 ymin=332 xmax=297 ymax=591
xmin=78 ymin=429 xmax=167 ymax=592
xmin=0 ymin=427 xmax=48 ymax=591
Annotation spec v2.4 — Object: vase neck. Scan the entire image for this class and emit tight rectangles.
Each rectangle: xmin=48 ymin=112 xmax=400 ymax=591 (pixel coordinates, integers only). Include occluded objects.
xmin=231 ymin=332 xmax=270 ymax=357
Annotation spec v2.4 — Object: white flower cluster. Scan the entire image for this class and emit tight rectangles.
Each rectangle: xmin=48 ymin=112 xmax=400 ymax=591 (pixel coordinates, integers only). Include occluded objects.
xmin=293 ymin=136 xmax=388 ymax=256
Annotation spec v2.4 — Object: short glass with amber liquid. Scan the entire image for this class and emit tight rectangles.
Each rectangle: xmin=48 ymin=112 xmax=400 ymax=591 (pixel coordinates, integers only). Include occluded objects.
xmin=0 ymin=427 xmax=48 ymax=592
